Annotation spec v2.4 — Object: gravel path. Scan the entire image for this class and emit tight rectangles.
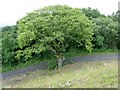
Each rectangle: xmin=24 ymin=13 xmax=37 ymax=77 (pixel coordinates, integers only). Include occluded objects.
xmin=1 ymin=53 xmax=118 ymax=80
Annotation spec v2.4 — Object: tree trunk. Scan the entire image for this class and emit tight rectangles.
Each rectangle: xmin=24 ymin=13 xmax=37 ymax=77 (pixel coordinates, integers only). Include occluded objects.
xmin=51 ymin=49 xmax=64 ymax=68
xmin=58 ymin=57 xmax=63 ymax=68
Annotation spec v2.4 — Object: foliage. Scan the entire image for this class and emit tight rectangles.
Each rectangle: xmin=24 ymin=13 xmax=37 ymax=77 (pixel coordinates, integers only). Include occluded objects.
xmin=108 ymin=11 xmax=120 ymax=22
xmin=1 ymin=6 xmax=119 ymax=70
xmin=81 ymin=8 xmax=118 ymax=49
xmin=92 ymin=17 xmax=118 ymax=49
xmin=0 ymin=28 xmax=2 ymax=67
xmin=2 ymin=25 xmax=18 ymax=67
xmin=108 ymin=11 xmax=119 ymax=49
xmin=114 ymin=10 xmax=120 ymax=48
xmin=46 ymin=59 xmax=58 ymax=70
xmin=2 ymin=48 xmax=118 ymax=73
xmin=81 ymin=7 xmax=105 ymax=20
xmin=82 ymin=8 xmax=118 ymax=49
xmin=16 ymin=5 xmax=93 ymax=68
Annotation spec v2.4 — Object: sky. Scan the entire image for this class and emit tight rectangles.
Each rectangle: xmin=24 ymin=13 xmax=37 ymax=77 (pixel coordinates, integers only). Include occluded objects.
xmin=0 ymin=0 xmax=119 ymax=27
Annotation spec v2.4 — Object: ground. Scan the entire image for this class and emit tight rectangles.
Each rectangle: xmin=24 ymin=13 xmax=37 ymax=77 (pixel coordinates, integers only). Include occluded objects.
xmin=1 ymin=53 xmax=118 ymax=79
xmin=2 ymin=53 xmax=118 ymax=88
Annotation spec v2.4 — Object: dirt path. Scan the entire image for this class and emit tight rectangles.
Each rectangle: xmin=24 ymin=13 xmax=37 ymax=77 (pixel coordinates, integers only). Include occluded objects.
xmin=1 ymin=53 xmax=118 ymax=80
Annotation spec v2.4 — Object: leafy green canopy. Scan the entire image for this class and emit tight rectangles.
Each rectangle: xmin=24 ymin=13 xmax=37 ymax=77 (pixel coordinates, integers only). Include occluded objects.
xmin=16 ymin=5 xmax=93 ymax=60
xmin=82 ymin=7 xmax=118 ymax=49
xmin=2 ymin=25 xmax=18 ymax=66
xmin=92 ymin=17 xmax=118 ymax=49
xmin=81 ymin=7 xmax=105 ymax=20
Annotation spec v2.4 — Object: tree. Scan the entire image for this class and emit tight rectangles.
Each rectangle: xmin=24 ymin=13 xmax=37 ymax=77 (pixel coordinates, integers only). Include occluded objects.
xmin=16 ymin=5 xmax=93 ymax=68
xmin=0 ymin=28 xmax=2 ymax=64
xmin=81 ymin=8 xmax=118 ymax=49
xmin=81 ymin=7 xmax=105 ymax=20
xmin=2 ymin=25 xmax=18 ymax=66
xmin=92 ymin=17 xmax=118 ymax=49
xmin=108 ymin=10 xmax=120 ymax=22
xmin=117 ymin=10 xmax=120 ymax=49
xmin=108 ymin=10 xmax=120 ymax=49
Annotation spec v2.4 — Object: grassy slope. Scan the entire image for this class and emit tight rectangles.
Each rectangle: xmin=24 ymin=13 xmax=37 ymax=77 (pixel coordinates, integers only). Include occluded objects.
xmin=3 ymin=59 xmax=118 ymax=88
xmin=2 ymin=49 xmax=118 ymax=73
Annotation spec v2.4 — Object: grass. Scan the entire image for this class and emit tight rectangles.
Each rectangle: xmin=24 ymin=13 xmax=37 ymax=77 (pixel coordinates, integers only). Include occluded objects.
xmin=3 ymin=59 xmax=118 ymax=88
xmin=64 ymin=48 xmax=118 ymax=58
xmin=1 ymin=48 xmax=118 ymax=73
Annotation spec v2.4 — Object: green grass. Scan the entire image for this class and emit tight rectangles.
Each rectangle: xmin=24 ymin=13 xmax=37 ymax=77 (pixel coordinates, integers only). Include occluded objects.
xmin=64 ymin=48 xmax=118 ymax=58
xmin=3 ymin=59 xmax=118 ymax=88
xmin=1 ymin=49 xmax=118 ymax=73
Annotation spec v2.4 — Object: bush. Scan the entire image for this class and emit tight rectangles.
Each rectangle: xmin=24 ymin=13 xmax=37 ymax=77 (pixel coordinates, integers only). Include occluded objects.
xmin=92 ymin=17 xmax=118 ymax=49
xmin=2 ymin=25 xmax=19 ymax=67
xmin=46 ymin=59 xmax=58 ymax=70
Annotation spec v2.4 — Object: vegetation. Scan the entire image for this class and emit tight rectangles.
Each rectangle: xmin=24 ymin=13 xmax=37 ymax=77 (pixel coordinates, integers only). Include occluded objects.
xmin=92 ymin=17 xmax=118 ymax=49
xmin=2 ymin=48 xmax=118 ymax=73
xmin=1 ymin=25 xmax=18 ymax=67
xmin=16 ymin=5 xmax=93 ymax=68
xmin=81 ymin=7 xmax=105 ymax=20
xmin=3 ymin=59 xmax=118 ymax=88
xmin=1 ymin=5 xmax=119 ymax=89
xmin=1 ymin=5 xmax=119 ymax=71
xmin=0 ymin=28 xmax=1 ymax=52
xmin=82 ymin=7 xmax=118 ymax=49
